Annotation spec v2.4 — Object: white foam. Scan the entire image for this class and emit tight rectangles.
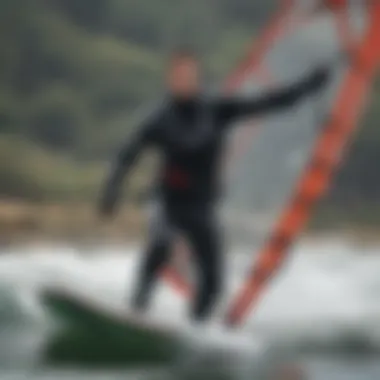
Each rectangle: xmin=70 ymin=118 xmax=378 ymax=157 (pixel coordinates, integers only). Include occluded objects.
xmin=1 ymin=237 xmax=380 ymax=352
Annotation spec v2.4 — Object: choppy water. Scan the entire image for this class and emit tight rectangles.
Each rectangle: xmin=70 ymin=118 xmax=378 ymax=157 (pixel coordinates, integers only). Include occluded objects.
xmin=0 ymin=237 xmax=380 ymax=379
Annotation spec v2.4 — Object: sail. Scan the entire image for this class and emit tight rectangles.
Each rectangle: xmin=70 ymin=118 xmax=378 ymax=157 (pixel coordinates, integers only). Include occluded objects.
xmin=222 ymin=0 xmax=368 ymax=253
xmin=161 ymin=0 xmax=380 ymax=327
xmin=225 ymin=0 xmax=380 ymax=326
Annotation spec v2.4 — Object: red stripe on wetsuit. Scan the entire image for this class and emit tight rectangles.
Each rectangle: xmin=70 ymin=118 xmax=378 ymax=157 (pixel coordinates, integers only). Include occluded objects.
xmin=164 ymin=166 xmax=191 ymax=189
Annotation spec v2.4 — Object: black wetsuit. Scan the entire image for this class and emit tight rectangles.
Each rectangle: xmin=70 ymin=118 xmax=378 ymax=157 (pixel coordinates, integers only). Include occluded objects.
xmin=99 ymin=67 xmax=328 ymax=321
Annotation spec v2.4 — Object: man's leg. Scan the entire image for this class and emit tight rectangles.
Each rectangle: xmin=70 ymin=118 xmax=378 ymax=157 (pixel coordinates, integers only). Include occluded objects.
xmin=131 ymin=203 xmax=174 ymax=312
xmin=185 ymin=209 xmax=223 ymax=321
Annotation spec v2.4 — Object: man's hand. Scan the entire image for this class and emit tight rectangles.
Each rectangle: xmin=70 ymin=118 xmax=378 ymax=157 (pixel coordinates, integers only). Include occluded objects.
xmin=306 ymin=66 xmax=330 ymax=92
xmin=98 ymin=196 xmax=116 ymax=220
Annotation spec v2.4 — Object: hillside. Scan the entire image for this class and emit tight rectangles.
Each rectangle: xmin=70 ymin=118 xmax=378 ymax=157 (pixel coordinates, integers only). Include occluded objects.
xmin=0 ymin=0 xmax=379 ymax=229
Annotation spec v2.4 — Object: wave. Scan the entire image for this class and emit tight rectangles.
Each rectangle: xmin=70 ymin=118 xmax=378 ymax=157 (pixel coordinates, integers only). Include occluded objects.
xmin=0 ymin=241 xmax=379 ymax=374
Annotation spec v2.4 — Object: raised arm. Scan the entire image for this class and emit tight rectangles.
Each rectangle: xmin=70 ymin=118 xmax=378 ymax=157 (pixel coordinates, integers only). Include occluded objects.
xmin=217 ymin=66 xmax=329 ymax=127
xmin=99 ymin=105 xmax=162 ymax=217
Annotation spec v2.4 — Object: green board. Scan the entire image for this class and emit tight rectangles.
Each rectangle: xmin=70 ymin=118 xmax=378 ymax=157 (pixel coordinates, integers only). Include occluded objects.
xmin=41 ymin=288 xmax=182 ymax=367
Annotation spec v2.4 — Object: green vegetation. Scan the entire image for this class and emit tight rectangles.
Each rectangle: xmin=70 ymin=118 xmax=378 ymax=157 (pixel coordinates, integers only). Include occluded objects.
xmin=0 ymin=0 xmax=265 ymax=201
xmin=0 ymin=0 xmax=379 ymax=228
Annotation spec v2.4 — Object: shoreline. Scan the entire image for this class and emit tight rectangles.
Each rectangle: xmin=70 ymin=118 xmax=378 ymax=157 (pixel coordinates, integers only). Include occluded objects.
xmin=0 ymin=200 xmax=146 ymax=247
xmin=0 ymin=200 xmax=380 ymax=248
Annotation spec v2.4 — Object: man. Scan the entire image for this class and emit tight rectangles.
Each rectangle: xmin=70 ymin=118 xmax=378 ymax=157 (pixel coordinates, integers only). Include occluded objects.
xmin=99 ymin=48 xmax=329 ymax=322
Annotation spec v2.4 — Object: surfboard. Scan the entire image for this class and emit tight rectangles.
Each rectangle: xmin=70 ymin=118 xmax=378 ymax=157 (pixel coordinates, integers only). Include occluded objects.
xmin=41 ymin=287 xmax=182 ymax=366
